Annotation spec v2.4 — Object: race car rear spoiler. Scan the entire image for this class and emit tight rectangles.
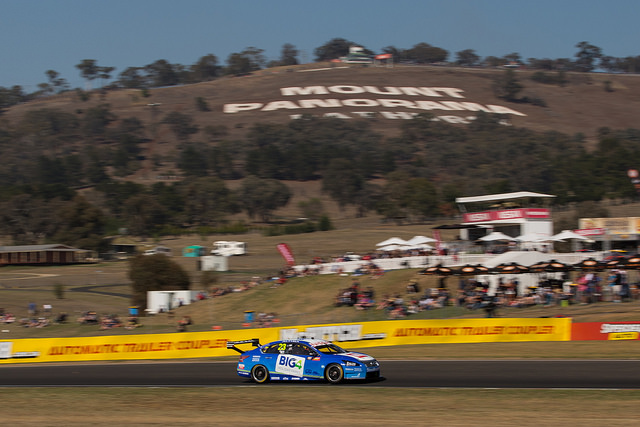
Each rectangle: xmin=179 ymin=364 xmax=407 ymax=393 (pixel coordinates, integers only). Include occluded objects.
xmin=226 ymin=338 xmax=261 ymax=354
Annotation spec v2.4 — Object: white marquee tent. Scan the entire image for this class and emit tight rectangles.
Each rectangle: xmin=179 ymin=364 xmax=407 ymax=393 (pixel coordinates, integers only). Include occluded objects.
xmin=375 ymin=237 xmax=408 ymax=247
xmin=551 ymin=230 xmax=590 ymax=241
xmin=478 ymin=231 xmax=516 ymax=242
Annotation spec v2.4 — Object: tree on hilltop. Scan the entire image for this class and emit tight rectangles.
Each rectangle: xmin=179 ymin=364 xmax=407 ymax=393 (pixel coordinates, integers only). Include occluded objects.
xmin=190 ymin=54 xmax=221 ymax=81
xmin=574 ymin=41 xmax=603 ymax=72
xmin=75 ymin=59 xmax=115 ymax=89
xmin=405 ymin=42 xmax=448 ymax=63
xmin=314 ymin=38 xmax=372 ymax=61
xmin=455 ymin=49 xmax=480 ymax=66
xmin=225 ymin=47 xmax=266 ymax=76
xmin=278 ymin=43 xmax=299 ymax=66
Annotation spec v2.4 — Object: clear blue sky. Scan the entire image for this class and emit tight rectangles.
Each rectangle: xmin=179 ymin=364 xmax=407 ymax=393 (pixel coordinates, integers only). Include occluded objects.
xmin=1 ymin=0 xmax=638 ymax=91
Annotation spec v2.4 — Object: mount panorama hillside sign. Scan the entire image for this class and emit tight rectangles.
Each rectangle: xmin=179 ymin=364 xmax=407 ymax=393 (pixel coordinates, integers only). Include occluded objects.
xmin=223 ymin=85 xmax=527 ymax=125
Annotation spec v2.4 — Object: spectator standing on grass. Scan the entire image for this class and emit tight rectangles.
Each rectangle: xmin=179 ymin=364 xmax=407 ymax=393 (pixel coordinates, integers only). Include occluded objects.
xmin=609 ymin=270 xmax=621 ymax=303
xmin=406 ymin=279 xmax=420 ymax=294
xmin=619 ymin=269 xmax=630 ymax=302
xmin=482 ymin=293 xmax=499 ymax=318
xmin=176 ymin=315 xmax=192 ymax=332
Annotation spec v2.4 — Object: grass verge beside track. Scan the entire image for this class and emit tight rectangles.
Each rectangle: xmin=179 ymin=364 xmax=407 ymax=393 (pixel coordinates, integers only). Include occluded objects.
xmin=1 ymin=388 xmax=639 ymax=426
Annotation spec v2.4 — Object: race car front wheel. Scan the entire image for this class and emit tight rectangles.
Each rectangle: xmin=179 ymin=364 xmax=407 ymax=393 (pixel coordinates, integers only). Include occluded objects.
xmin=251 ymin=364 xmax=270 ymax=383
xmin=324 ymin=363 xmax=344 ymax=384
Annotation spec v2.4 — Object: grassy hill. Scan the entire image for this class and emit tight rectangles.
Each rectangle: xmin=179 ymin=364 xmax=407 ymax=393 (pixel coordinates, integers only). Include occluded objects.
xmin=2 ymin=260 xmax=639 ymax=341
xmin=5 ymin=64 xmax=640 ymax=181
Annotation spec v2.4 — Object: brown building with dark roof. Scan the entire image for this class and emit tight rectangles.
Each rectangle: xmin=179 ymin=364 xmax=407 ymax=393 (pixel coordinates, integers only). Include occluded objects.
xmin=0 ymin=244 xmax=92 ymax=266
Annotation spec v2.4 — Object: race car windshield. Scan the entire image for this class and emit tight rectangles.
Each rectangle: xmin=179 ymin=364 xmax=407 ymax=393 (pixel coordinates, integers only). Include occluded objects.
xmin=314 ymin=343 xmax=346 ymax=354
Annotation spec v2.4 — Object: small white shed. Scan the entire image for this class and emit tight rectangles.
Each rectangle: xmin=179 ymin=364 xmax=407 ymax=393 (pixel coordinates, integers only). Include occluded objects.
xmin=200 ymin=255 xmax=229 ymax=272
xmin=146 ymin=290 xmax=204 ymax=314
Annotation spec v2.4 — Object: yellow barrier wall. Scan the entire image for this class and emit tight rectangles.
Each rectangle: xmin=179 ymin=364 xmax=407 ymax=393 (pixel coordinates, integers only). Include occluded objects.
xmin=0 ymin=317 xmax=570 ymax=364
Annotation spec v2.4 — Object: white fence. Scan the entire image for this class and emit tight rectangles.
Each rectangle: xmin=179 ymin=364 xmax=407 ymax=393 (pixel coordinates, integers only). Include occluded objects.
xmin=292 ymin=251 xmax=605 ymax=275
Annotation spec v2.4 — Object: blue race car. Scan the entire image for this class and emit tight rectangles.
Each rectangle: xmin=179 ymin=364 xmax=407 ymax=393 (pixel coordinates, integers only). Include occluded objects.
xmin=227 ymin=338 xmax=381 ymax=384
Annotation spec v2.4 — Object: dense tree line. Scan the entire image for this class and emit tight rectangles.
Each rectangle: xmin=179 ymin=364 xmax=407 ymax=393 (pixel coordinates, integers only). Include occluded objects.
xmin=2 ymin=39 xmax=639 ymax=111
xmin=1 ymin=94 xmax=639 ymax=251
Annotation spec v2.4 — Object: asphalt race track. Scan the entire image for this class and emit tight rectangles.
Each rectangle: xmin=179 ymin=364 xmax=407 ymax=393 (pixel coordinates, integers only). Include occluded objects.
xmin=1 ymin=360 xmax=640 ymax=388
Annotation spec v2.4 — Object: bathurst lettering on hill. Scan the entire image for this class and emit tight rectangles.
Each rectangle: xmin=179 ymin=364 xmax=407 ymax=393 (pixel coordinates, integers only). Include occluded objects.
xmin=223 ymin=85 xmax=526 ymax=124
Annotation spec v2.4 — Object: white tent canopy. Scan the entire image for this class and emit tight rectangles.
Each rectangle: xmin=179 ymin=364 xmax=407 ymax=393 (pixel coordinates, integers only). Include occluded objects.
xmin=479 ymin=231 xmax=516 ymax=242
xmin=456 ymin=191 xmax=556 ymax=204
xmin=551 ymin=230 xmax=590 ymax=241
xmin=375 ymin=237 xmax=408 ymax=247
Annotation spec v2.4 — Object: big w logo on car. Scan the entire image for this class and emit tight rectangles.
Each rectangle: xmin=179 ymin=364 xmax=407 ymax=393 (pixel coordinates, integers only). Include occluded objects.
xmin=275 ymin=354 xmax=305 ymax=377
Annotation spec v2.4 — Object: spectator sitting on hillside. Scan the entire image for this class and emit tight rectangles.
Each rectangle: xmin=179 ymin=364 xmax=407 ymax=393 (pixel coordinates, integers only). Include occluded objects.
xmin=376 ymin=294 xmax=394 ymax=311
xmin=0 ymin=312 xmax=16 ymax=324
xmin=334 ymin=288 xmax=353 ymax=306
xmin=418 ymin=294 xmax=439 ymax=310
xmin=354 ymin=293 xmax=375 ymax=310
xmin=407 ymin=299 xmax=420 ymax=314
xmin=77 ymin=311 xmax=98 ymax=324
xmin=176 ymin=315 xmax=192 ymax=332
xmin=100 ymin=314 xmax=122 ymax=330
xmin=35 ymin=317 xmax=49 ymax=328
xmin=369 ymin=263 xmax=384 ymax=278
xmin=388 ymin=298 xmax=407 ymax=319
xmin=23 ymin=317 xmax=49 ymax=328
xmin=125 ymin=315 xmax=141 ymax=329
xmin=407 ymin=280 xmax=420 ymax=294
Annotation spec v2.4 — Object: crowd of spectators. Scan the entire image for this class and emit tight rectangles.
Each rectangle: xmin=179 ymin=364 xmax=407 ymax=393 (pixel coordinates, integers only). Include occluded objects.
xmin=334 ymin=277 xmax=454 ymax=319
xmin=358 ymin=286 xmax=453 ymax=319
xmin=332 ymin=267 xmax=639 ymax=320
xmin=1 ymin=305 xmax=70 ymax=328
xmin=334 ymin=278 xmax=376 ymax=310
xmin=19 ymin=317 xmax=50 ymax=328
xmin=454 ymin=271 xmax=640 ymax=317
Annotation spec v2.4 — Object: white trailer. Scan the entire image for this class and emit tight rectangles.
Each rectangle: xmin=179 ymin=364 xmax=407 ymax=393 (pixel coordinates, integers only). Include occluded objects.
xmin=143 ymin=246 xmax=172 ymax=256
xmin=210 ymin=241 xmax=247 ymax=256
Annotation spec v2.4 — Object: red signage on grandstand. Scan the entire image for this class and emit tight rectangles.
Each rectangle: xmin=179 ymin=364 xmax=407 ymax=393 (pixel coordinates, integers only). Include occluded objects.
xmin=463 ymin=208 xmax=550 ymax=223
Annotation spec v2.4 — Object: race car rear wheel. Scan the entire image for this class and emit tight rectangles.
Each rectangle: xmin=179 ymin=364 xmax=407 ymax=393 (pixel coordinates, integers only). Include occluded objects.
xmin=324 ymin=363 xmax=344 ymax=384
xmin=251 ymin=364 xmax=269 ymax=383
